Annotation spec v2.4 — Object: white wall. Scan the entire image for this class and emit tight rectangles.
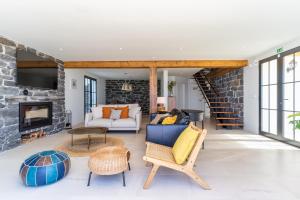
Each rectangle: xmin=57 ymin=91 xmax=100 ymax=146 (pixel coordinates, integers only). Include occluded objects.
xmin=65 ymin=69 xmax=106 ymax=126
xmin=244 ymin=37 xmax=300 ymax=134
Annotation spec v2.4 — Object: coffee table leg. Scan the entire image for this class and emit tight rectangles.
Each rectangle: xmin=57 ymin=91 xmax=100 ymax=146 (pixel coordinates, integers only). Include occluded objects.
xmin=105 ymin=132 xmax=107 ymax=144
xmin=71 ymin=134 xmax=74 ymax=146
xmin=122 ymin=171 xmax=126 ymax=187
xmin=128 ymin=162 xmax=131 ymax=171
xmin=87 ymin=171 xmax=92 ymax=186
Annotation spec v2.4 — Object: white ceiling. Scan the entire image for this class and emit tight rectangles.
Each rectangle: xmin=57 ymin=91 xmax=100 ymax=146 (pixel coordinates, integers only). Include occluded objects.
xmin=87 ymin=68 xmax=200 ymax=80
xmin=1 ymin=0 xmax=300 ymax=61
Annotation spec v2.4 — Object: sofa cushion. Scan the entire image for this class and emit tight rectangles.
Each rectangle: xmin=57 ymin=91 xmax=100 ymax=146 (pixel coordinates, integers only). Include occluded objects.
xmin=110 ymin=109 xmax=122 ymax=120
xmin=87 ymin=118 xmax=112 ymax=127
xmin=115 ymin=106 xmax=129 ymax=118
xmin=91 ymin=106 xmax=102 ymax=119
xmin=111 ymin=118 xmax=136 ymax=128
xmin=129 ymin=106 xmax=141 ymax=118
xmin=162 ymin=115 xmax=177 ymax=125
xmin=103 ymin=107 xmax=113 ymax=118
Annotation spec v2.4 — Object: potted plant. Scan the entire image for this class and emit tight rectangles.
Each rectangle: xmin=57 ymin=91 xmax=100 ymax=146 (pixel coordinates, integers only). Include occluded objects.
xmin=289 ymin=113 xmax=300 ymax=130
xmin=168 ymin=81 xmax=176 ymax=96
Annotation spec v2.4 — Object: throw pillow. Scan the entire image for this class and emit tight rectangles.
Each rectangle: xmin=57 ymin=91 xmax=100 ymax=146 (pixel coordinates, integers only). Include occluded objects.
xmin=162 ymin=115 xmax=177 ymax=125
xmin=150 ymin=114 xmax=169 ymax=124
xmin=129 ymin=106 xmax=141 ymax=119
xmin=102 ymin=107 xmax=113 ymax=118
xmin=91 ymin=106 xmax=102 ymax=119
xmin=110 ymin=109 xmax=122 ymax=120
xmin=172 ymin=123 xmax=199 ymax=164
xmin=115 ymin=106 xmax=129 ymax=119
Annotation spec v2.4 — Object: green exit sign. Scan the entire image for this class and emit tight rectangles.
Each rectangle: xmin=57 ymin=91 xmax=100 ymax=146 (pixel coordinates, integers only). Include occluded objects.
xmin=276 ymin=47 xmax=284 ymax=54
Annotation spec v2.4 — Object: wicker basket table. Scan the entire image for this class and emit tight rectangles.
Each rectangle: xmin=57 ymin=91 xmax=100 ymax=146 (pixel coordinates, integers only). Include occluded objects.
xmin=87 ymin=146 xmax=130 ymax=187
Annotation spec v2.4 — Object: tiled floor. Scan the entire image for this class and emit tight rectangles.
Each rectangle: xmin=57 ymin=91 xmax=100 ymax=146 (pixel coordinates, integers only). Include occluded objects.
xmin=0 ymin=118 xmax=300 ymax=200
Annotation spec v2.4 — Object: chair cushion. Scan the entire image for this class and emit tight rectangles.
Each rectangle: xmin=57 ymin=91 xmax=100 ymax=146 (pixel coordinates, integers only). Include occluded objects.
xmin=111 ymin=118 xmax=136 ymax=128
xmin=162 ymin=115 xmax=177 ymax=125
xmin=88 ymin=118 xmax=112 ymax=127
xmin=172 ymin=124 xmax=199 ymax=164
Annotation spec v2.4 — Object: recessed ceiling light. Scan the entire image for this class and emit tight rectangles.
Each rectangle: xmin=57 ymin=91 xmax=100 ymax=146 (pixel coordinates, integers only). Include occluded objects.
xmin=179 ymin=47 xmax=183 ymax=51
xmin=119 ymin=47 xmax=123 ymax=50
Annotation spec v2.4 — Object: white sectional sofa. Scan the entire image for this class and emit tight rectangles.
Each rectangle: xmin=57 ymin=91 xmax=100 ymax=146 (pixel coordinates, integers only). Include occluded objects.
xmin=85 ymin=104 xmax=142 ymax=133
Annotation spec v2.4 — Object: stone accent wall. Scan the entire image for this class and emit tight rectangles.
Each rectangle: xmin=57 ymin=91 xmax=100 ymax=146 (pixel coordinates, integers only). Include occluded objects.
xmin=212 ymin=68 xmax=244 ymax=123
xmin=0 ymin=36 xmax=65 ymax=151
xmin=105 ymin=80 xmax=160 ymax=114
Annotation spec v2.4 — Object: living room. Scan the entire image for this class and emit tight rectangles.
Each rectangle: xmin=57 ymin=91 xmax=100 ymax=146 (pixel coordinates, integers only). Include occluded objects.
xmin=1 ymin=1 xmax=300 ymax=200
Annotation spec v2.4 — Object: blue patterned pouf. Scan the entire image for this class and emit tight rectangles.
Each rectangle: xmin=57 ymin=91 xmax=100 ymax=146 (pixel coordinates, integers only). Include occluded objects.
xmin=19 ymin=150 xmax=70 ymax=187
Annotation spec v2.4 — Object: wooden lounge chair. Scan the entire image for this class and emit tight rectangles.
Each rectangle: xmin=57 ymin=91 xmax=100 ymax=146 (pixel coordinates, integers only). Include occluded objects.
xmin=143 ymin=125 xmax=210 ymax=190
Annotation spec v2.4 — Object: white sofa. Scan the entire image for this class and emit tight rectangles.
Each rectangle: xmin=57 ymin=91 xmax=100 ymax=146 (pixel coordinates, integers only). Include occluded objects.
xmin=85 ymin=104 xmax=142 ymax=133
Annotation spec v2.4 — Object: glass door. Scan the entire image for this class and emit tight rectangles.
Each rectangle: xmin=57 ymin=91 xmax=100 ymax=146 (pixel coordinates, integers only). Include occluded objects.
xmin=260 ymin=58 xmax=278 ymax=135
xmin=84 ymin=76 xmax=97 ymax=115
xmin=282 ymin=51 xmax=300 ymax=141
xmin=259 ymin=46 xmax=300 ymax=147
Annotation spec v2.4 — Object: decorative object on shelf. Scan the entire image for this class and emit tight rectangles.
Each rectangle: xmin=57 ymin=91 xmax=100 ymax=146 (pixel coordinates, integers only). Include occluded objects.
xmin=168 ymin=81 xmax=176 ymax=96
xmin=65 ymin=110 xmax=72 ymax=129
xmin=289 ymin=112 xmax=300 ymax=130
xmin=71 ymin=78 xmax=77 ymax=89
xmin=20 ymin=150 xmax=70 ymax=187
xmin=157 ymin=97 xmax=167 ymax=112
xmin=121 ymin=80 xmax=133 ymax=92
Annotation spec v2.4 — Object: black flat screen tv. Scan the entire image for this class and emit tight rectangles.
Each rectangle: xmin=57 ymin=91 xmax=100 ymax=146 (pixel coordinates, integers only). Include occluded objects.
xmin=16 ymin=48 xmax=58 ymax=89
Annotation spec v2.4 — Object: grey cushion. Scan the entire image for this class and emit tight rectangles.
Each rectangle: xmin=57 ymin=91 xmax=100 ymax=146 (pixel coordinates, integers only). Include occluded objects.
xmin=110 ymin=109 xmax=122 ymax=120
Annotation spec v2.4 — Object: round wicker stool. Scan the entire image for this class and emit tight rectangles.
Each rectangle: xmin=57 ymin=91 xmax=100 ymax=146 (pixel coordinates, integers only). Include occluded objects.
xmin=87 ymin=146 xmax=130 ymax=187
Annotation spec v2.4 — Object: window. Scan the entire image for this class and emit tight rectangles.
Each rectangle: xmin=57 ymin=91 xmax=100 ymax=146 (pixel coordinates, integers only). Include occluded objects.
xmin=84 ymin=76 xmax=97 ymax=114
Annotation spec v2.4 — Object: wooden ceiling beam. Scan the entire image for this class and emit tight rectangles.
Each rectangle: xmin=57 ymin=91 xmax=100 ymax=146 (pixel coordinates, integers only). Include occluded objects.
xmin=64 ymin=60 xmax=248 ymax=69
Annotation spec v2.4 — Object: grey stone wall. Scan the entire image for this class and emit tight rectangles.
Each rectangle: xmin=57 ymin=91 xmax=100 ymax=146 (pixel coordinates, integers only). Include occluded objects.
xmin=0 ymin=36 xmax=65 ymax=151
xmin=212 ymin=68 xmax=244 ymax=123
xmin=105 ymin=80 xmax=160 ymax=114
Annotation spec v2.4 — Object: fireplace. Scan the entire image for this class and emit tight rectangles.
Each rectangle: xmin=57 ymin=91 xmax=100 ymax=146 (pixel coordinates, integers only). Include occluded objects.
xmin=19 ymin=102 xmax=53 ymax=132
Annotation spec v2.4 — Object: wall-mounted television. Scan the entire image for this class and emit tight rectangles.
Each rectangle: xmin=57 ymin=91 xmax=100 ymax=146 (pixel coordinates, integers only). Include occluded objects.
xmin=16 ymin=48 xmax=58 ymax=90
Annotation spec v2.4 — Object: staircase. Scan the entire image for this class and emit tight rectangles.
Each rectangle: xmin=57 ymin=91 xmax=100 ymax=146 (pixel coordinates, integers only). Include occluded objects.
xmin=193 ymin=70 xmax=243 ymax=129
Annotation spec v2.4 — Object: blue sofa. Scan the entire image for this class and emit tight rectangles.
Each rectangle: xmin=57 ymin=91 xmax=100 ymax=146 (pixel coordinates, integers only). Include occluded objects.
xmin=145 ymin=113 xmax=189 ymax=147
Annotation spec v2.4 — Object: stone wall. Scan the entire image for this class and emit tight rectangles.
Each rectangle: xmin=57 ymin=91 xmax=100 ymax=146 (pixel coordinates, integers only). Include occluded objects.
xmin=0 ymin=36 xmax=65 ymax=151
xmin=105 ymin=80 xmax=160 ymax=114
xmin=211 ymin=68 xmax=244 ymax=123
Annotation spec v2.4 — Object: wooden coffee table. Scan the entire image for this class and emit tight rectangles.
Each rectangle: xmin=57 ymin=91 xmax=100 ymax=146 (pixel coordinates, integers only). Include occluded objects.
xmin=68 ymin=127 xmax=108 ymax=150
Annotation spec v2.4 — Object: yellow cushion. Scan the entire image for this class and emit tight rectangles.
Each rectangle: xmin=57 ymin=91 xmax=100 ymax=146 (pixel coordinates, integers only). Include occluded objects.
xmin=172 ymin=124 xmax=199 ymax=164
xmin=161 ymin=115 xmax=177 ymax=125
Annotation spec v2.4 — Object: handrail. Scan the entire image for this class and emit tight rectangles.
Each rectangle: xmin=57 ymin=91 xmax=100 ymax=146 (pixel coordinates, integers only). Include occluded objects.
xmin=198 ymin=71 xmax=219 ymax=96
xmin=193 ymin=75 xmax=211 ymax=108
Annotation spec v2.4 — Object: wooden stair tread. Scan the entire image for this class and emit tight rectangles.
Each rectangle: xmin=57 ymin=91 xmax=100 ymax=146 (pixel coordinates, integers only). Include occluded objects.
xmin=211 ymin=111 xmax=236 ymax=114
xmin=216 ymin=117 xmax=240 ymax=120
xmin=209 ymin=102 xmax=230 ymax=104
xmin=210 ymin=107 xmax=230 ymax=109
xmin=216 ymin=123 xmax=243 ymax=126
